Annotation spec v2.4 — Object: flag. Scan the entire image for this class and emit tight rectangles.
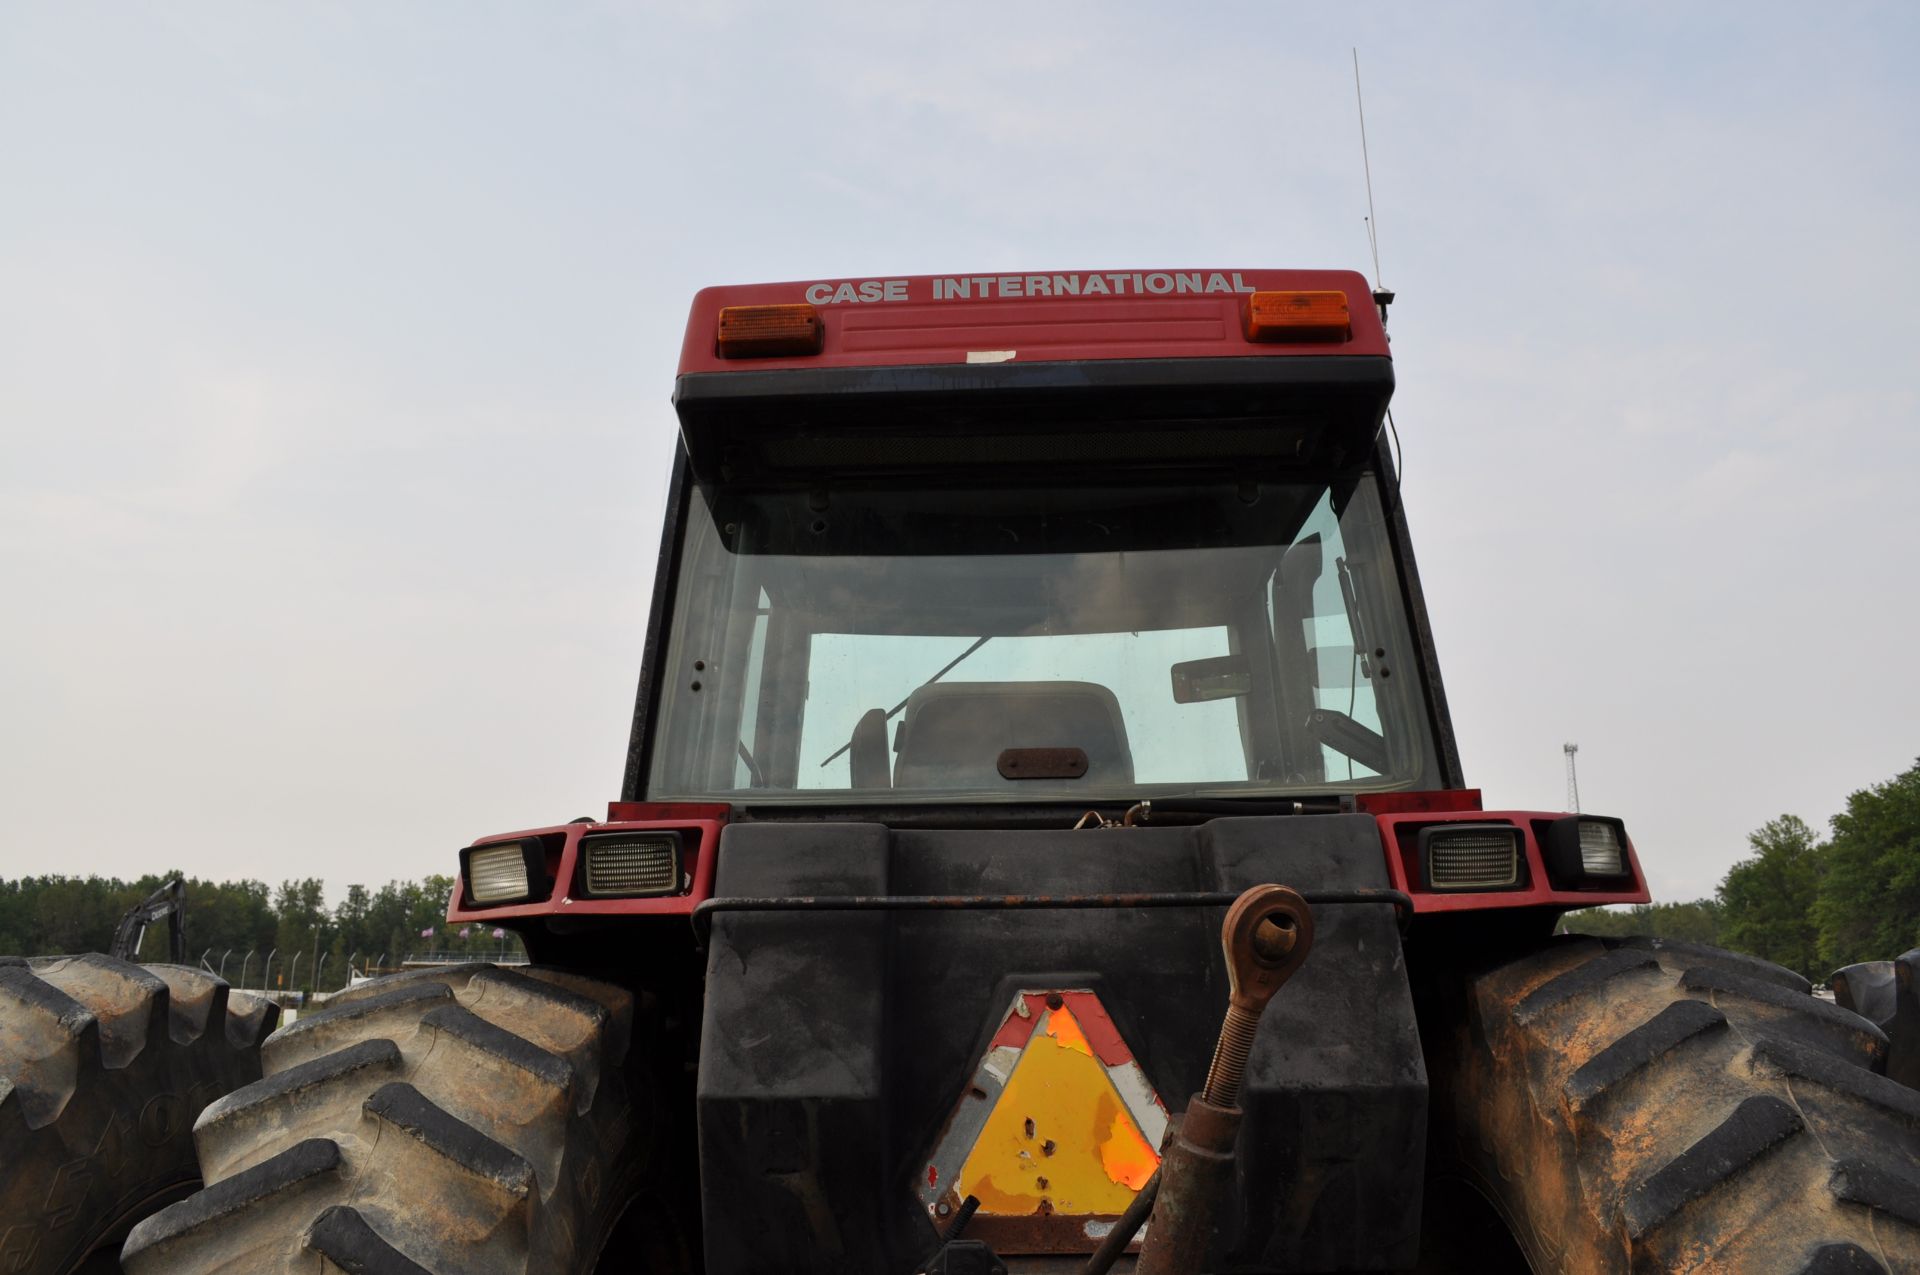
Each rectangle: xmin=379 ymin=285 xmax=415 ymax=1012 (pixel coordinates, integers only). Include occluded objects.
xmin=491 ymin=928 xmax=506 ymax=940
xmin=459 ymin=925 xmax=472 ymax=939
xmin=420 ymin=926 xmax=434 ymax=939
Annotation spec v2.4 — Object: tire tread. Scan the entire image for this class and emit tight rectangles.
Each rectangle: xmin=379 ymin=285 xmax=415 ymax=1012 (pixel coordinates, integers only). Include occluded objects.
xmin=1439 ymin=938 xmax=1920 ymax=1271
xmin=124 ymin=962 xmax=640 ymax=1273
xmin=0 ymin=953 xmax=274 ymax=1275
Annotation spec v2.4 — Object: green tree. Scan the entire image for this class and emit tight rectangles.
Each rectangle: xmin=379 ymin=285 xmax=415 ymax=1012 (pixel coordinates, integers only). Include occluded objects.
xmin=1559 ymin=900 xmax=1721 ymax=942
xmin=1814 ymin=759 xmax=1920 ymax=968
xmin=1716 ymin=815 xmax=1825 ymax=979
xmin=176 ymin=877 xmax=278 ymax=969
xmin=0 ymin=878 xmax=22 ymax=954
xmin=273 ymin=878 xmax=328 ymax=991
xmin=328 ymin=884 xmax=374 ymax=986
xmin=27 ymin=876 xmax=139 ymax=954
xmin=0 ymin=873 xmax=519 ymax=979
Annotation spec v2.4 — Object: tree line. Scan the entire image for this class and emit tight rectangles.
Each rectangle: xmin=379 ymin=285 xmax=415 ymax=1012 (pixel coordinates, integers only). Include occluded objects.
xmin=10 ymin=758 xmax=1913 ymax=991
xmin=1564 ymin=757 xmax=1920 ymax=981
xmin=0 ymin=872 xmax=524 ymax=992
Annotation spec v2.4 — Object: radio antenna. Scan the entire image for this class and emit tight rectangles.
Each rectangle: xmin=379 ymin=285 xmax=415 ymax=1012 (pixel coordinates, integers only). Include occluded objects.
xmin=1352 ymin=48 xmax=1400 ymax=507
xmin=1353 ymin=48 xmax=1384 ymax=291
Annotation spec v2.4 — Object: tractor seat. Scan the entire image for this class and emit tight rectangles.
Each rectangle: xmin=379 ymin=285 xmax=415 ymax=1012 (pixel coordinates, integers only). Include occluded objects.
xmin=892 ymin=681 xmax=1134 ymax=790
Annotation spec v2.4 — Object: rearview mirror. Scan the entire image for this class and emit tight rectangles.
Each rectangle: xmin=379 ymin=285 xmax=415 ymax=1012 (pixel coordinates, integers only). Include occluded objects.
xmin=1171 ymin=654 xmax=1252 ymax=704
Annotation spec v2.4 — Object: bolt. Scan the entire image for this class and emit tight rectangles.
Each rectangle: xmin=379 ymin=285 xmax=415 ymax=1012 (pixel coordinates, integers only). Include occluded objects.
xmin=942 ymin=1195 xmax=980 ymax=1241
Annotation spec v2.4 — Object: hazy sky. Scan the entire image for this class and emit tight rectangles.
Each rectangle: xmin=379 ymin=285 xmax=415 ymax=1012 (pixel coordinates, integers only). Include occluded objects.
xmin=3 ymin=3 xmax=1915 ymax=908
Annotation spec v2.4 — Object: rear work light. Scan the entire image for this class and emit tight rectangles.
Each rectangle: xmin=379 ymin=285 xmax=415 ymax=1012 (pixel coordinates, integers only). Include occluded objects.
xmin=716 ymin=303 xmax=824 ymax=358
xmin=1419 ymin=825 xmax=1522 ymax=891
xmin=1243 ymin=290 xmax=1351 ymax=343
xmin=463 ymin=839 xmax=545 ymax=905
xmin=1577 ymin=822 xmax=1626 ymax=875
xmin=580 ymin=832 xmax=683 ymax=898
xmin=1543 ymin=815 xmax=1634 ymax=887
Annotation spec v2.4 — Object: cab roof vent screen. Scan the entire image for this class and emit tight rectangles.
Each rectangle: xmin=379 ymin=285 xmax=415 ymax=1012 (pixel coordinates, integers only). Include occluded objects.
xmin=757 ymin=421 xmax=1320 ymax=474
xmin=717 ymin=304 xmax=824 ymax=358
xmin=1243 ymin=291 xmax=1351 ymax=343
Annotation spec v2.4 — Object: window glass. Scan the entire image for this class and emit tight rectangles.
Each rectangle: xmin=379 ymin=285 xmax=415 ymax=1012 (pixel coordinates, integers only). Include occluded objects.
xmin=731 ymin=592 xmax=770 ymax=787
xmin=649 ymin=474 xmax=1439 ymax=803
xmin=1296 ymin=494 xmax=1382 ymax=779
xmin=800 ymin=629 xmax=1244 ymax=789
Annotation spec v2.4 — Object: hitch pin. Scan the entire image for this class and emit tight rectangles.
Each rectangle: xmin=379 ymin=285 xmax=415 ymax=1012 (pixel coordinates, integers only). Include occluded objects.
xmin=1085 ymin=884 xmax=1315 ymax=1275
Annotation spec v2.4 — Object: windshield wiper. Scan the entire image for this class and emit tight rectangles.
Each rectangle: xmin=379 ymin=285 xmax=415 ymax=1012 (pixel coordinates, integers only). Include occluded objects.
xmin=817 ymin=635 xmax=993 ymax=768
xmin=1306 ymin=708 xmax=1390 ymax=775
xmin=1334 ymin=553 xmax=1387 ymax=779
xmin=1335 ymin=554 xmax=1376 ymax=685
xmin=737 ymin=740 xmax=767 ymax=787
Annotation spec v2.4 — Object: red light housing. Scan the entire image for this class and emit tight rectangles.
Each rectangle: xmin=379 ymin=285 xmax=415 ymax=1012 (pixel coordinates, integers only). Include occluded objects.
xmin=1357 ymin=789 xmax=1484 ymax=815
xmin=605 ymin=800 xmax=732 ymax=823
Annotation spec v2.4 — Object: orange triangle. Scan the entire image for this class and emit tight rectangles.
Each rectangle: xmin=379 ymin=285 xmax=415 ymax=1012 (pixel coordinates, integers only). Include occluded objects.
xmin=956 ymin=1005 xmax=1160 ymax=1216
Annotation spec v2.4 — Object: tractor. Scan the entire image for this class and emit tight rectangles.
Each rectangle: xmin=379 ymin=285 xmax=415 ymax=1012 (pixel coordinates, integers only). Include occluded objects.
xmin=4 ymin=269 xmax=1914 ymax=1273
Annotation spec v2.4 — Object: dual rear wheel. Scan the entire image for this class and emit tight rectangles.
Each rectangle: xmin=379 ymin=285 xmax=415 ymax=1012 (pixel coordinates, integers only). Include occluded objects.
xmin=120 ymin=963 xmax=663 ymax=1273
xmin=0 ymin=955 xmax=277 ymax=1274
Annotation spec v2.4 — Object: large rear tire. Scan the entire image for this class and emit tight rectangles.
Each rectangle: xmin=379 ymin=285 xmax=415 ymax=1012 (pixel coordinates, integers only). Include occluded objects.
xmin=121 ymin=963 xmax=645 ymax=1273
xmin=0 ymin=954 xmax=278 ymax=1274
xmin=1833 ymin=951 xmax=1920 ymax=1089
xmin=1427 ymin=935 xmax=1920 ymax=1272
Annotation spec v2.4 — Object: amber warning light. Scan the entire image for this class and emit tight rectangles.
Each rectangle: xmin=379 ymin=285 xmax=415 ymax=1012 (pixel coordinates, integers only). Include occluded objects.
xmin=1243 ymin=290 xmax=1352 ymax=343
xmin=716 ymin=303 xmax=824 ymax=358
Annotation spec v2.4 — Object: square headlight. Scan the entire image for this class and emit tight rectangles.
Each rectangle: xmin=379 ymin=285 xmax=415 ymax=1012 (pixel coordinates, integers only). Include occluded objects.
xmin=1543 ymin=816 xmax=1634 ymax=888
xmin=1418 ymin=824 xmax=1523 ymax=891
xmin=462 ymin=839 xmax=545 ymax=905
xmin=580 ymin=832 xmax=684 ymax=898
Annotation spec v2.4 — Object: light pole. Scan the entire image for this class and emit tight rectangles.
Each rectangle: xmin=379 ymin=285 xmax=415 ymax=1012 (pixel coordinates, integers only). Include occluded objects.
xmin=316 ymin=953 xmax=330 ymax=992
xmin=262 ymin=948 xmax=278 ymax=993
xmin=241 ymin=950 xmax=256 ymax=989
xmin=289 ymin=952 xmax=304 ymax=992
xmin=218 ymin=949 xmax=233 ymax=980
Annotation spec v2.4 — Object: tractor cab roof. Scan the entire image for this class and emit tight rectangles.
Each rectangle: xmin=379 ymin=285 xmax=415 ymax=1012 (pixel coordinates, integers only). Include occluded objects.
xmin=676 ymin=268 xmax=1388 ymax=374
xmin=672 ymin=268 xmax=1393 ymax=484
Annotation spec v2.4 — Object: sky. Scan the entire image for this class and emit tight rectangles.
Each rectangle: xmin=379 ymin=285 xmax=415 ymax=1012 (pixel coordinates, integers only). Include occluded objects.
xmin=2 ymin=3 xmax=1916 ymax=908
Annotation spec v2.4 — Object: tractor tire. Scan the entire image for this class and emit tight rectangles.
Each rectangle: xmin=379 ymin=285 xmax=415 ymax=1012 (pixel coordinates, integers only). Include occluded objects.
xmin=1427 ymin=935 xmax=1920 ymax=1273
xmin=121 ymin=963 xmax=645 ymax=1274
xmin=1833 ymin=951 xmax=1920 ymax=1090
xmin=0 ymin=955 xmax=278 ymax=1275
